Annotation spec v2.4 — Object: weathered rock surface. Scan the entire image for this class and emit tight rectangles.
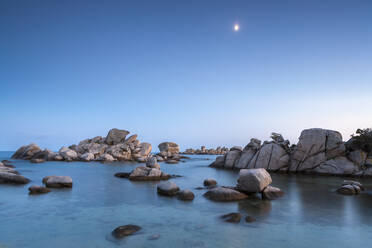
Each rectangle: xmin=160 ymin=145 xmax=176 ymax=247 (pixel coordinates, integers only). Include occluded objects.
xmin=106 ymin=128 xmax=130 ymax=145
xmin=43 ymin=176 xmax=73 ymax=188
xmin=112 ymin=225 xmax=141 ymax=239
xmin=177 ymin=189 xmax=195 ymax=201
xmin=262 ymin=186 xmax=284 ymax=200
xmin=28 ymin=185 xmax=51 ymax=194
xmin=128 ymin=166 xmax=170 ymax=181
xmin=337 ymin=180 xmax=364 ymax=195
xmin=157 ymin=142 xmax=180 ymax=163
xmin=146 ymin=156 xmax=160 ymax=169
xmin=157 ymin=181 xmax=180 ymax=196
xmin=237 ymin=169 xmax=272 ymax=193
xmin=204 ymin=187 xmax=248 ymax=201
xmin=12 ymin=143 xmax=42 ymax=160
xmin=59 ymin=147 xmax=78 ymax=161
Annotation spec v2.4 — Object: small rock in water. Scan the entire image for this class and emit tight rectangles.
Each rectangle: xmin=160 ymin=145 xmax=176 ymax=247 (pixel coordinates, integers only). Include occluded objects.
xmin=30 ymin=158 xmax=45 ymax=164
xmin=245 ymin=216 xmax=256 ymax=223
xmin=177 ymin=189 xmax=195 ymax=201
xmin=148 ymin=234 xmax=160 ymax=240
xmin=114 ymin=172 xmax=131 ymax=178
xmin=204 ymin=187 xmax=248 ymax=202
xmin=262 ymin=186 xmax=284 ymax=200
xmin=112 ymin=224 xmax=141 ymax=239
xmin=28 ymin=185 xmax=51 ymax=194
xmin=337 ymin=180 xmax=364 ymax=195
xmin=157 ymin=181 xmax=180 ymax=196
xmin=43 ymin=176 xmax=73 ymax=188
xmin=337 ymin=185 xmax=356 ymax=195
xmin=221 ymin=213 xmax=241 ymax=223
xmin=0 ymin=172 xmax=30 ymax=184
xmin=203 ymin=178 xmax=217 ymax=187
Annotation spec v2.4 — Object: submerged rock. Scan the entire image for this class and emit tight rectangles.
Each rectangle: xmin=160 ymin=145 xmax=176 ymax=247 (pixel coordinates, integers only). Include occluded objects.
xmin=157 ymin=181 xmax=180 ymax=196
xmin=245 ymin=216 xmax=256 ymax=223
xmin=114 ymin=172 xmax=131 ymax=178
xmin=221 ymin=213 xmax=241 ymax=223
xmin=28 ymin=185 xmax=51 ymax=194
xmin=112 ymin=224 xmax=141 ymax=239
xmin=237 ymin=168 xmax=272 ymax=193
xmin=43 ymin=176 xmax=73 ymax=188
xmin=204 ymin=187 xmax=248 ymax=202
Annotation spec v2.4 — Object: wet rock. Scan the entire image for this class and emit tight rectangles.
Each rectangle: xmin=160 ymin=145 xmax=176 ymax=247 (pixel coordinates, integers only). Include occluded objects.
xmin=129 ymin=166 xmax=170 ymax=181
xmin=245 ymin=216 xmax=256 ymax=222
xmin=157 ymin=181 xmax=180 ymax=196
xmin=28 ymin=185 xmax=51 ymax=194
xmin=337 ymin=185 xmax=356 ymax=195
xmin=80 ymin=152 xmax=95 ymax=162
xmin=203 ymin=178 xmax=217 ymax=187
xmin=237 ymin=168 xmax=272 ymax=193
xmin=59 ymin=147 xmax=78 ymax=161
xmin=114 ymin=172 xmax=131 ymax=178
xmin=177 ymin=189 xmax=195 ymax=201
xmin=146 ymin=156 xmax=160 ymax=169
xmin=105 ymin=128 xmax=130 ymax=145
xmin=221 ymin=213 xmax=241 ymax=223
xmin=0 ymin=172 xmax=30 ymax=184
xmin=262 ymin=186 xmax=284 ymax=200
xmin=43 ymin=176 xmax=73 ymax=188
xmin=112 ymin=224 xmax=141 ymax=239
xmin=204 ymin=187 xmax=248 ymax=201
xmin=12 ymin=143 xmax=42 ymax=160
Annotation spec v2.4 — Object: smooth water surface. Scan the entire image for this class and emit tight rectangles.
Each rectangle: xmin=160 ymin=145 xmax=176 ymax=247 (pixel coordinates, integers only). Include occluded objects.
xmin=1 ymin=151 xmax=372 ymax=248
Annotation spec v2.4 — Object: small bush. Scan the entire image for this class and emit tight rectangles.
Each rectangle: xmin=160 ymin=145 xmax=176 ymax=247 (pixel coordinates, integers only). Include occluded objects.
xmin=348 ymin=128 xmax=372 ymax=153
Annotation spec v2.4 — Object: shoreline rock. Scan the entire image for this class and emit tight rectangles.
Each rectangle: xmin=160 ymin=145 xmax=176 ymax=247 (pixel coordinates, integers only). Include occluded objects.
xmin=181 ymin=146 xmax=229 ymax=155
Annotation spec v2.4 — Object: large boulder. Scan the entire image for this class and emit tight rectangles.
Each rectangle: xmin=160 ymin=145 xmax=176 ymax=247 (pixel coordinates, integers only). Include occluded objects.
xmin=204 ymin=187 xmax=248 ymax=201
xmin=209 ymin=155 xmax=226 ymax=168
xmin=313 ymin=157 xmax=358 ymax=175
xmin=105 ymin=128 xmax=130 ymax=145
xmin=59 ymin=147 xmax=78 ymax=161
xmin=11 ymin=143 xmax=41 ymax=160
xmin=0 ymin=172 xmax=30 ymax=184
xmin=146 ymin=156 xmax=160 ymax=169
xmin=290 ymin=128 xmax=345 ymax=172
xmin=347 ymin=150 xmax=367 ymax=167
xmin=203 ymin=178 xmax=217 ymax=187
xmin=235 ymin=139 xmax=261 ymax=169
xmin=237 ymin=168 xmax=272 ymax=193
xmin=157 ymin=181 xmax=180 ymax=196
xmin=177 ymin=189 xmax=195 ymax=201
xmin=43 ymin=176 xmax=73 ymax=188
xmin=97 ymin=153 xmax=116 ymax=162
xmin=80 ymin=152 xmax=95 ymax=162
xmin=158 ymin=142 xmax=180 ymax=154
xmin=246 ymin=142 xmax=289 ymax=171
xmin=224 ymin=150 xmax=241 ymax=169
xmin=139 ymin=142 xmax=152 ymax=156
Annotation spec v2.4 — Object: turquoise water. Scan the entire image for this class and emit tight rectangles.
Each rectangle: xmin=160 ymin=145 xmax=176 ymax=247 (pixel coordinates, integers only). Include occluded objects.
xmin=1 ymin=151 xmax=372 ymax=248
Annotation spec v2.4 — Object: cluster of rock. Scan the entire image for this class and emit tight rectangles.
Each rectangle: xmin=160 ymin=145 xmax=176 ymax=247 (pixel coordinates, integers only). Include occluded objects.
xmin=28 ymin=176 xmax=73 ymax=194
xmin=182 ymin=146 xmax=229 ymax=155
xmin=155 ymin=142 xmax=186 ymax=164
xmin=337 ymin=180 xmax=364 ymax=195
xmin=12 ymin=128 xmax=153 ymax=163
xmin=0 ymin=160 xmax=30 ymax=184
xmin=115 ymin=156 xmax=172 ymax=181
xmin=204 ymin=168 xmax=283 ymax=201
xmin=210 ymin=128 xmax=372 ymax=177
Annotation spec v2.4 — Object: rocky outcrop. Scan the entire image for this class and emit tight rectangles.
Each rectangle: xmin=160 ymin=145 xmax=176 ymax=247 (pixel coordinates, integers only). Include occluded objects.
xmin=128 ymin=166 xmax=171 ymax=181
xmin=156 ymin=142 xmax=182 ymax=163
xmin=12 ymin=128 xmax=152 ymax=163
xmin=0 ymin=163 xmax=30 ymax=184
xmin=210 ymin=128 xmax=371 ymax=177
xmin=262 ymin=186 xmax=284 ymax=200
xmin=182 ymin=146 xmax=229 ymax=155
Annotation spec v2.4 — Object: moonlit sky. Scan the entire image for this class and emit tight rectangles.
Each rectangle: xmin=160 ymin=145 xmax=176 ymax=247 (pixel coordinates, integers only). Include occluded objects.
xmin=1 ymin=0 xmax=372 ymax=151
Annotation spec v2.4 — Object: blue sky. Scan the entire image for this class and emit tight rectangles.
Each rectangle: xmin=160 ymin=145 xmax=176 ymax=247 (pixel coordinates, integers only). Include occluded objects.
xmin=1 ymin=0 xmax=371 ymax=151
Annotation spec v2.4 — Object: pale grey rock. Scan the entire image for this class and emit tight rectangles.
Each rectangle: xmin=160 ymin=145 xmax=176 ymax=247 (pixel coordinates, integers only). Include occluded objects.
xmin=230 ymin=146 xmax=242 ymax=152
xmin=129 ymin=166 xmax=170 ymax=181
xmin=97 ymin=153 xmax=115 ymax=162
xmin=139 ymin=142 xmax=152 ymax=156
xmin=59 ymin=147 xmax=78 ymax=161
xmin=224 ymin=150 xmax=241 ymax=169
xmin=80 ymin=153 xmax=95 ymax=162
xmin=156 ymin=155 xmax=165 ymax=162
xmin=105 ymin=128 xmax=130 ymax=145
xmin=290 ymin=129 xmax=345 ymax=172
xmin=146 ymin=157 xmax=160 ymax=169
xmin=210 ymin=155 xmax=226 ymax=168
xmin=157 ymin=181 xmax=180 ymax=196
xmin=237 ymin=168 xmax=272 ymax=193
xmin=158 ymin=142 xmax=180 ymax=154
xmin=204 ymin=187 xmax=248 ymax=201
xmin=313 ymin=157 xmax=358 ymax=175
xmin=337 ymin=185 xmax=356 ymax=195
xmin=124 ymin=134 xmax=138 ymax=144
xmin=248 ymin=143 xmax=290 ymax=171
xmin=43 ymin=176 xmax=73 ymax=188
xmin=271 ymin=132 xmax=284 ymax=143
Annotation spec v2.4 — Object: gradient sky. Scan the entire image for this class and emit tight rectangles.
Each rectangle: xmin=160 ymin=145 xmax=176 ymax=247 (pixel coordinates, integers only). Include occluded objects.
xmin=1 ymin=0 xmax=372 ymax=151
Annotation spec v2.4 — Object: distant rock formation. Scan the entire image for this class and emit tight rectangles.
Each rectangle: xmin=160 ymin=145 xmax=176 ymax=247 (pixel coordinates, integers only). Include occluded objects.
xmin=155 ymin=142 xmax=185 ymax=164
xmin=210 ymin=128 xmax=372 ymax=177
xmin=181 ymin=146 xmax=229 ymax=155
xmin=12 ymin=128 xmax=152 ymax=163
